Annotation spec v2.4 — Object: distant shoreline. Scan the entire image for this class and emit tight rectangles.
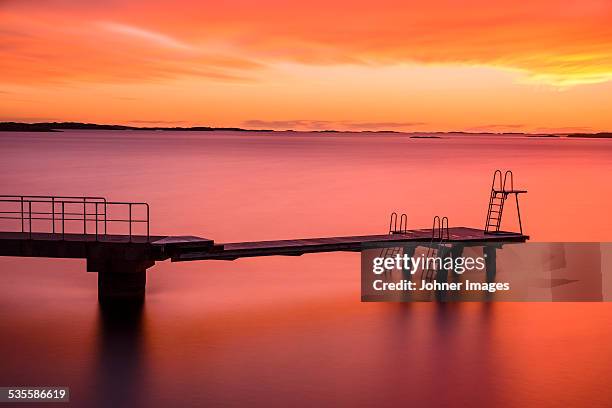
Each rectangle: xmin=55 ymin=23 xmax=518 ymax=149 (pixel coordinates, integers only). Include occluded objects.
xmin=0 ymin=122 xmax=272 ymax=133
xmin=1 ymin=122 xmax=611 ymax=138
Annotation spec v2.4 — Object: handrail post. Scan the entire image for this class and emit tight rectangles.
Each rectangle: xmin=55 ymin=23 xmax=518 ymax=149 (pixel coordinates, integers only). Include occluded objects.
xmin=389 ymin=212 xmax=397 ymax=234
xmin=28 ymin=201 xmax=32 ymax=239
xmin=442 ymin=217 xmax=449 ymax=240
xmin=431 ymin=216 xmax=441 ymax=240
xmin=61 ymin=202 xmax=65 ymax=240
xmin=104 ymin=199 xmax=107 ymax=237
xmin=515 ymin=194 xmax=523 ymax=235
xmin=51 ymin=197 xmax=55 ymax=234
xmin=146 ymin=204 xmax=150 ymax=242
xmin=400 ymin=213 xmax=407 ymax=233
xmin=95 ymin=202 xmax=98 ymax=241
xmin=20 ymin=196 xmax=24 ymax=233
xmin=83 ymin=198 xmax=86 ymax=236
xmin=128 ymin=203 xmax=132 ymax=242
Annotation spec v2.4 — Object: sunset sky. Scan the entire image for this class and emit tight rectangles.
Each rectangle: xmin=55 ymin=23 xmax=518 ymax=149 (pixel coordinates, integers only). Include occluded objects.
xmin=2 ymin=0 xmax=612 ymax=132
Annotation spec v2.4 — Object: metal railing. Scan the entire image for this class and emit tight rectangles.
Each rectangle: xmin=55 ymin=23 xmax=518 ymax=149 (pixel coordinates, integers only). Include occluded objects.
xmin=0 ymin=195 xmax=149 ymax=242
xmin=387 ymin=211 xmax=408 ymax=234
xmin=421 ymin=216 xmax=450 ymax=281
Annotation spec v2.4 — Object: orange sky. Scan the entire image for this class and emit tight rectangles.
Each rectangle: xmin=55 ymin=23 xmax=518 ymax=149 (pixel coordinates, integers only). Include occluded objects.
xmin=1 ymin=0 xmax=612 ymax=132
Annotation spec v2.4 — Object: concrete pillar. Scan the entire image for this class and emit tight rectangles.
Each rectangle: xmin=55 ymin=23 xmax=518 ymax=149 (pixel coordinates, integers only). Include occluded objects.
xmin=398 ymin=245 xmax=417 ymax=301
xmin=96 ymin=260 xmax=154 ymax=304
xmin=449 ymin=245 xmax=464 ymax=275
xmin=402 ymin=245 xmax=416 ymax=277
xmin=436 ymin=245 xmax=453 ymax=283
xmin=98 ymin=268 xmax=147 ymax=304
xmin=434 ymin=245 xmax=452 ymax=301
xmin=484 ymin=245 xmax=497 ymax=283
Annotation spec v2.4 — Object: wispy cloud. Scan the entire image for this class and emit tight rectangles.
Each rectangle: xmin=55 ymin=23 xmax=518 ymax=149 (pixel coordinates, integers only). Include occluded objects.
xmin=99 ymin=21 xmax=195 ymax=51
xmin=0 ymin=14 xmax=262 ymax=84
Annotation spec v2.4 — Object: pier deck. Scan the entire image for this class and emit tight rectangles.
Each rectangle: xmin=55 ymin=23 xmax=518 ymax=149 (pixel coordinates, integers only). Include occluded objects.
xmin=173 ymin=227 xmax=527 ymax=261
xmin=0 ymin=228 xmax=527 ymax=262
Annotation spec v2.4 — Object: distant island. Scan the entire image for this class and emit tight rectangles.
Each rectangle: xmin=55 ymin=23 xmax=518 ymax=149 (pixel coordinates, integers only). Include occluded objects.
xmin=0 ymin=122 xmax=273 ymax=132
xmin=567 ymin=132 xmax=612 ymax=138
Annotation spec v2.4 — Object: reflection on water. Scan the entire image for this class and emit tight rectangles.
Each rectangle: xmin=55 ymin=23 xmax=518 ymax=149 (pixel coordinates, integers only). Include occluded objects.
xmin=363 ymin=243 xmax=612 ymax=302
xmin=1 ymin=276 xmax=612 ymax=406
xmin=93 ymin=303 xmax=146 ymax=408
xmin=1 ymin=131 xmax=612 ymax=406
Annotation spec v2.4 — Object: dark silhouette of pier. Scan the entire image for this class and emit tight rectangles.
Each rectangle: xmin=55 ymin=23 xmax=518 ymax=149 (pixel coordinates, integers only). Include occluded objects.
xmin=0 ymin=172 xmax=528 ymax=303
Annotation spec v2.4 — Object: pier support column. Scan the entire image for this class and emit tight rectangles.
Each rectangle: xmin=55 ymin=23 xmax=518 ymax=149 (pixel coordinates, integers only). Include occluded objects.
xmin=96 ymin=261 xmax=154 ymax=305
xmin=402 ymin=245 xmax=416 ymax=278
xmin=484 ymin=245 xmax=497 ymax=283
xmin=449 ymin=245 xmax=465 ymax=283
xmin=433 ymin=245 xmax=454 ymax=301
xmin=436 ymin=245 xmax=453 ymax=283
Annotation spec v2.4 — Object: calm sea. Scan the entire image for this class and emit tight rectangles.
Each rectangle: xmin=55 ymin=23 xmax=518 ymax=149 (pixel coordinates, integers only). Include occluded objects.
xmin=1 ymin=131 xmax=612 ymax=407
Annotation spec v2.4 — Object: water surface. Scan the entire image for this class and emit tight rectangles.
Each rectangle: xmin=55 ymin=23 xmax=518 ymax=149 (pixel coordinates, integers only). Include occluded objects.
xmin=1 ymin=131 xmax=612 ymax=407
